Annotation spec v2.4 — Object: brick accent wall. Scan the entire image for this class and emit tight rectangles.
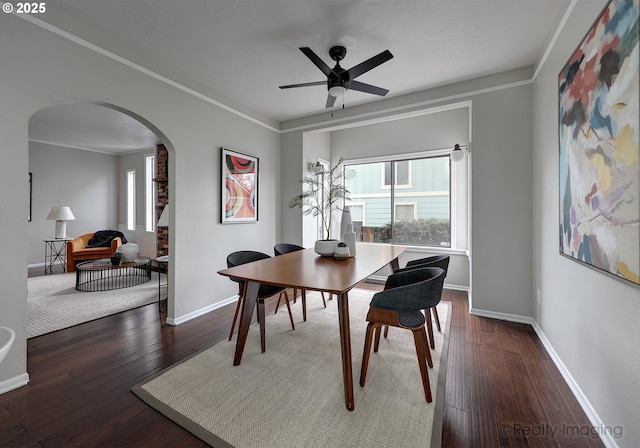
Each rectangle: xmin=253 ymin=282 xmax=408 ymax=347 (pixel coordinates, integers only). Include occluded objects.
xmin=155 ymin=144 xmax=169 ymax=257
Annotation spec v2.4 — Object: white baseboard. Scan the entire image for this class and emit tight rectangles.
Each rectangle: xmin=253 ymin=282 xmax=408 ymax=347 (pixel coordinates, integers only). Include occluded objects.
xmin=0 ymin=373 xmax=29 ymax=395
xmin=470 ymin=307 xmax=619 ymax=448
xmin=166 ymin=295 xmax=238 ymax=326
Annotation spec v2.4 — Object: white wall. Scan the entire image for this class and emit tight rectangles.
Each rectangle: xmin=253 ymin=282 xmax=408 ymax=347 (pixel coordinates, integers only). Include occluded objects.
xmin=281 ymin=69 xmax=534 ymax=316
xmin=0 ymin=13 xmax=280 ymax=390
xmin=532 ymin=0 xmax=640 ymax=445
xmin=27 ymin=142 xmax=119 ymax=266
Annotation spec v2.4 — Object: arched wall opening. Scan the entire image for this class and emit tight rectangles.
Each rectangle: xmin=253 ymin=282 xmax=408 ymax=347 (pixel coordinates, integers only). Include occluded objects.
xmin=27 ymin=100 xmax=175 ymax=330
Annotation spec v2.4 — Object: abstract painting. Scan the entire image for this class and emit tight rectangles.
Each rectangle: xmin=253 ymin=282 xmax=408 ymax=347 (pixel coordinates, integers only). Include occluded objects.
xmin=221 ymin=148 xmax=258 ymax=223
xmin=559 ymin=0 xmax=639 ymax=285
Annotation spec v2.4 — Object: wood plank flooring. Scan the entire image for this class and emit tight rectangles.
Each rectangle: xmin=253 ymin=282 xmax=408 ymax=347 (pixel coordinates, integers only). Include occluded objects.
xmin=0 ymin=273 xmax=604 ymax=447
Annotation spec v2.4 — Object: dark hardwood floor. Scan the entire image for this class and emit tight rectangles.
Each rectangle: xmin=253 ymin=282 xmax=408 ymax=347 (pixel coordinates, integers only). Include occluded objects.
xmin=1 ymin=271 xmax=604 ymax=447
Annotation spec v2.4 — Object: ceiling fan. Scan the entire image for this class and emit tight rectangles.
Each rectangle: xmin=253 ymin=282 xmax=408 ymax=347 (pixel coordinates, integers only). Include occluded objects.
xmin=279 ymin=46 xmax=393 ymax=108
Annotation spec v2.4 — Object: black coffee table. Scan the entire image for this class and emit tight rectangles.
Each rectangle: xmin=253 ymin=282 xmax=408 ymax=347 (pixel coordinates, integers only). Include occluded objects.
xmin=76 ymin=257 xmax=152 ymax=292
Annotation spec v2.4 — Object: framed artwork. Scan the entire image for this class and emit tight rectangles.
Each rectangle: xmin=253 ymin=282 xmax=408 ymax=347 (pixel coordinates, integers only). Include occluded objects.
xmin=221 ymin=147 xmax=258 ymax=223
xmin=559 ymin=0 xmax=639 ymax=286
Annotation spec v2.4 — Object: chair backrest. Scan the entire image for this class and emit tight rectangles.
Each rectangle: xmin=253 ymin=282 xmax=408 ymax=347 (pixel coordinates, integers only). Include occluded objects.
xmin=403 ymin=255 xmax=449 ymax=275
xmin=274 ymin=243 xmax=304 ymax=256
xmin=227 ymin=250 xmax=271 ymax=268
xmin=371 ymin=267 xmax=445 ymax=311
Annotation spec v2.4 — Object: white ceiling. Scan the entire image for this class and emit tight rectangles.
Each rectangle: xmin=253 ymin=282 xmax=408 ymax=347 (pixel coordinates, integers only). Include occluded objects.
xmin=28 ymin=0 xmax=571 ymax=154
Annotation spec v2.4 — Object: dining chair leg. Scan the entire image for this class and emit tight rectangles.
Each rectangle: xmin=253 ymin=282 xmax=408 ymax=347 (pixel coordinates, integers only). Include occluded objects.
xmin=373 ymin=326 xmax=382 ymax=353
xmin=425 ymin=310 xmax=435 ymax=350
xmin=228 ymin=283 xmax=245 ymax=341
xmin=293 ymin=288 xmax=298 ymax=304
xmin=282 ymin=291 xmax=295 ymax=330
xmin=383 ymin=325 xmax=389 ymax=339
xmin=257 ymin=299 xmax=266 ymax=353
xmin=320 ymin=292 xmax=327 ymax=308
xmin=432 ymin=307 xmax=441 ymax=332
xmin=359 ymin=322 xmax=376 ymax=387
xmin=412 ymin=326 xmax=432 ymax=402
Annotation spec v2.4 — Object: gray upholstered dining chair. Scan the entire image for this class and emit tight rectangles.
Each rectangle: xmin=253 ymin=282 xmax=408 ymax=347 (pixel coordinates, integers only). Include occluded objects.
xmin=387 ymin=254 xmax=450 ymax=348
xmin=359 ymin=266 xmax=446 ymax=403
xmin=226 ymin=251 xmax=295 ymax=353
xmin=273 ymin=243 xmax=327 ymax=321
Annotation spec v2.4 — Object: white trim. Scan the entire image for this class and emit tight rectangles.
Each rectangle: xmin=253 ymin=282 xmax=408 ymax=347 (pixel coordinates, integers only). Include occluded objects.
xmin=166 ymin=295 xmax=238 ymax=326
xmin=0 ymin=373 xmax=29 ymax=395
xmin=468 ymin=308 xmax=620 ymax=448
xmin=532 ymin=0 xmax=578 ymax=81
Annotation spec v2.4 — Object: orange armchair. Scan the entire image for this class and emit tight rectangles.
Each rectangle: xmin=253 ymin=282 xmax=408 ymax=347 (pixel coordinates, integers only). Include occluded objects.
xmin=66 ymin=233 xmax=122 ymax=272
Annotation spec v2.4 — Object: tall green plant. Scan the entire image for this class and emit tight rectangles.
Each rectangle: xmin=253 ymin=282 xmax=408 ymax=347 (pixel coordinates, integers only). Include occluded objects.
xmin=289 ymin=158 xmax=353 ymax=240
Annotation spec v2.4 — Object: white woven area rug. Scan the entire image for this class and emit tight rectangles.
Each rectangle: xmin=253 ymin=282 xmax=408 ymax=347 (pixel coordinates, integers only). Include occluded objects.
xmin=27 ymin=272 xmax=163 ymax=338
xmin=133 ymin=289 xmax=451 ymax=448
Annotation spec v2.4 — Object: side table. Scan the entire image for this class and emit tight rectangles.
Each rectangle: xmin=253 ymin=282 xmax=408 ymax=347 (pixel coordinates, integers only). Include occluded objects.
xmin=44 ymin=238 xmax=72 ymax=275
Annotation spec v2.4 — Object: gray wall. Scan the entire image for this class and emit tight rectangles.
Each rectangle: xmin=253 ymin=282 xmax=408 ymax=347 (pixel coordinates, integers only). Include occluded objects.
xmin=328 ymin=107 xmax=471 ymax=289
xmin=27 ymin=142 xmax=119 ymax=265
xmin=532 ymin=0 xmax=640 ymax=444
xmin=0 ymin=12 xmax=280 ymax=389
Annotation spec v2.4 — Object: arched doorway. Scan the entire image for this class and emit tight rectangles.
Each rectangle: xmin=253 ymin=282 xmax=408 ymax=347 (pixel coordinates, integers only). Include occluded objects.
xmin=27 ymin=101 xmax=174 ymax=333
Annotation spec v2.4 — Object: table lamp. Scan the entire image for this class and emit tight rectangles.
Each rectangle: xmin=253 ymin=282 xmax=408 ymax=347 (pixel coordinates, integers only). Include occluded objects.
xmin=46 ymin=205 xmax=75 ymax=239
xmin=157 ymin=203 xmax=169 ymax=227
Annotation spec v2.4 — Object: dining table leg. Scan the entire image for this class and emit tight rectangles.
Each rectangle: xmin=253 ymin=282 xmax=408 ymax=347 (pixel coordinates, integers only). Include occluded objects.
xmin=233 ymin=280 xmax=259 ymax=366
xmin=336 ymin=291 xmax=355 ymax=411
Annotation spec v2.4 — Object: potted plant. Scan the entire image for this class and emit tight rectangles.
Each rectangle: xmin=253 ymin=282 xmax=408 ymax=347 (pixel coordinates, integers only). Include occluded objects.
xmin=110 ymin=253 xmax=122 ymax=266
xmin=289 ymin=158 xmax=354 ymax=256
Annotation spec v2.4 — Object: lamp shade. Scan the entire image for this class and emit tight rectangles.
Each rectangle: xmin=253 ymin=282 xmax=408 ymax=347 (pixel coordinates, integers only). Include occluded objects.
xmin=157 ymin=203 xmax=169 ymax=227
xmin=450 ymin=144 xmax=465 ymax=162
xmin=46 ymin=206 xmax=75 ymax=221
xmin=46 ymin=206 xmax=75 ymax=239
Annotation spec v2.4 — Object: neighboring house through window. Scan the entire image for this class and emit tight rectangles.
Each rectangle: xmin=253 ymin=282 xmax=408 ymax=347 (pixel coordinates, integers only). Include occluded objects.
xmin=344 ymin=153 xmax=451 ymax=247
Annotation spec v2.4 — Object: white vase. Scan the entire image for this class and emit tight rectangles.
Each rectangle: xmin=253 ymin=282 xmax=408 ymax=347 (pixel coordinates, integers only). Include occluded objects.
xmin=343 ymin=225 xmax=356 ymax=257
xmin=314 ymin=239 xmax=339 ymax=257
xmin=340 ymin=206 xmax=353 ymax=241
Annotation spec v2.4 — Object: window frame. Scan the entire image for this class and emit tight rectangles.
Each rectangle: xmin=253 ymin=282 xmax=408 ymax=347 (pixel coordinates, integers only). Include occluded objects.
xmin=126 ymin=169 xmax=136 ymax=231
xmin=144 ymin=154 xmax=155 ymax=233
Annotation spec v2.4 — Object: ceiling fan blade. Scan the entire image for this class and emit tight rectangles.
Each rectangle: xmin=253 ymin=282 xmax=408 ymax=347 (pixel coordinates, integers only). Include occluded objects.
xmin=348 ymin=80 xmax=389 ymax=96
xmin=346 ymin=50 xmax=393 ymax=80
xmin=326 ymin=94 xmax=337 ymax=108
xmin=279 ymin=81 xmax=326 ymax=89
xmin=300 ymin=47 xmax=334 ymax=77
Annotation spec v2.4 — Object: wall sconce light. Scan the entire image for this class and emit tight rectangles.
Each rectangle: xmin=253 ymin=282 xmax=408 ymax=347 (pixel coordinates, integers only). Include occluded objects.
xmin=450 ymin=144 xmax=467 ymax=162
xmin=46 ymin=205 xmax=75 ymax=239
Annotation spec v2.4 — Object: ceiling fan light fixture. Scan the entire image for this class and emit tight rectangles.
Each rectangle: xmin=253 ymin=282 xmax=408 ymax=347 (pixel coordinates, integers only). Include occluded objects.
xmin=328 ymin=85 xmax=347 ymax=97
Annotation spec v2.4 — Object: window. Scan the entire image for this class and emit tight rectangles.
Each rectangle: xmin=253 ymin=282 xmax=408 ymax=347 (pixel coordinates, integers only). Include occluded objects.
xmin=344 ymin=155 xmax=450 ymax=247
xmin=383 ymin=160 xmax=410 ymax=188
xmin=127 ymin=170 xmax=136 ymax=231
xmin=395 ymin=203 xmax=416 ymax=221
xmin=145 ymin=155 xmax=155 ymax=232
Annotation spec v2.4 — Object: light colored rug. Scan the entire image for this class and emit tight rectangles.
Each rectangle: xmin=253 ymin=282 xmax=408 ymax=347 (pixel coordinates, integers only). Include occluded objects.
xmin=27 ymin=272 xmax=163 ymax=338
xmin=133 ymin=289 xmax=451 ymax=448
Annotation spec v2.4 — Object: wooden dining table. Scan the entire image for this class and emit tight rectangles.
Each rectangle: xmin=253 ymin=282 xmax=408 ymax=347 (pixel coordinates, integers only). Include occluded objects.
xmin=217 ymin=243 xmax=406 ymax=411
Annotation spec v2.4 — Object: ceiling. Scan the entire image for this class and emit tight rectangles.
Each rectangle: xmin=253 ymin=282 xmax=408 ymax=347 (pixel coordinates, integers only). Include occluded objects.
xmin=27 ymin=0 xmax=571 ymax=154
